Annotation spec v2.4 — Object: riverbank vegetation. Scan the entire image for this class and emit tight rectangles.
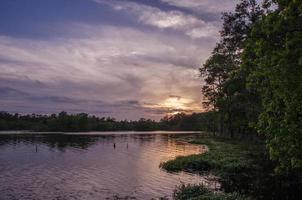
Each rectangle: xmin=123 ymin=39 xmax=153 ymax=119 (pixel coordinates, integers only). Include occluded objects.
xmin=163 ymin=0 xmax=302 ymax=198
xmin=0 ymin=111 xmax=217 ymax=132
xmin=162 ymin=135 xmax=302 ymax=199
xmin=173 ymin=183 xmax=248 ymax=200
xmin=0 ymin=0 xmax=301 ymax=199
xmin=199 ymin=0 xmax=302 ymax=172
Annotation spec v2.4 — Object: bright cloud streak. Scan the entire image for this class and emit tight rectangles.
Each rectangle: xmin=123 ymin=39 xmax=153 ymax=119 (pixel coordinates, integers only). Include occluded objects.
xmin=94 ymin=0 xmax=220 ymax=39
xmin=160 ymin=0 xmax=236 ymax=13
xmin=0 ymin=0 xmax=236 ymax=120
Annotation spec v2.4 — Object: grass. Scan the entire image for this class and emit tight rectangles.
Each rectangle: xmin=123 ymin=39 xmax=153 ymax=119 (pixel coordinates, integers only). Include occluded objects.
xmin=162 ymin=135 xmax=265 ymax=176
xmin=161 ymin=134 xmax=275 ymax=199
xmin=173 ymin=184 xmax=249 ymax=200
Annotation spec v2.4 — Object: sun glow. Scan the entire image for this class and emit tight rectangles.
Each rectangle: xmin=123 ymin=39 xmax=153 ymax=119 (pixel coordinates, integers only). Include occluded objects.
xmin=162 ymin=96 xmax=189 ymax=110
xmin=142 ymin=96 xmax=203 ymax=117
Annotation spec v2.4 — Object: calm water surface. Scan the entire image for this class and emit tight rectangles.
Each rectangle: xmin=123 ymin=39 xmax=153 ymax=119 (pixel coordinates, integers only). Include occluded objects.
xmin=0 ymin=132 xmax=208 ymax=199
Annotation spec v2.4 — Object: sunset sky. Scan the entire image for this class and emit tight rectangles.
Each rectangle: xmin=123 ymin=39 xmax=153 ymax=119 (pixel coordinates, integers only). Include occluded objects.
xmin=0 ymin=0 xmax=236 ymax=120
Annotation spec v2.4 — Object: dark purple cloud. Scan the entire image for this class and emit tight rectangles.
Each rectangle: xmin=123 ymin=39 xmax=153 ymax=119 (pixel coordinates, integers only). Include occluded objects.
xmin=0 ymin=0 xmax=236 ymax=120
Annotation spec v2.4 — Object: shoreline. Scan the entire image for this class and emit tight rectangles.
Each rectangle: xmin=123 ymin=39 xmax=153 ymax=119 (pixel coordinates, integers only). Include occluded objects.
xmin=0 ymin=130 xmax=204 ymax=135
xmin=161 ymin=134 xmax=266 ymax=199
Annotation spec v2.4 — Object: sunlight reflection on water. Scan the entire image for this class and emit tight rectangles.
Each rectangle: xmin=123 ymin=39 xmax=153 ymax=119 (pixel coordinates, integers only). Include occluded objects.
xmin=0 ymin=132 xmax=211 ymax=199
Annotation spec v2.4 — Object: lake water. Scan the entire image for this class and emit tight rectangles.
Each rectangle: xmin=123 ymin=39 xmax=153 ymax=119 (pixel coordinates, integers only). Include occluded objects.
xmin=0 ymin=132 xmax=209 ymax=200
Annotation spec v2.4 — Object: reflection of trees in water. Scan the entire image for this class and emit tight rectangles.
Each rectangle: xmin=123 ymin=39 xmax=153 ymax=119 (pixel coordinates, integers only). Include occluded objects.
xmin=0 ymin=133 xmax=198 ymax=151
xmin=0 ymin=134 xmax=160 ymax=151
xmin=0 ymin=134 xmax=107 ymax=151
xmin=131 ymin=134 xmax=156 ymax=146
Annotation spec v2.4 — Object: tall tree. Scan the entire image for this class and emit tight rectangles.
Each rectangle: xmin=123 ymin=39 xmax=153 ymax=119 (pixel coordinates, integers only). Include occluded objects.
xmin=200 ymin=0 xmax=264 ymax=137
xmin=243 ymin=0 xmax=302 ymax=171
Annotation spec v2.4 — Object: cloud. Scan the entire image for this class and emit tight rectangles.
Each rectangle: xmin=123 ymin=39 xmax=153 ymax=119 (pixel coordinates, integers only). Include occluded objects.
xmin=159 ymin=0 xmax=236 ymax=14
xmin=0 ymin=0 xmax=238 ymax=120
xmin=0 ymin=24 xmax=210 ymax=119
xmin=0 ymin=84 xmax=200 ymax=119
xmin=94 ymin=0 xmax=220 ymax=39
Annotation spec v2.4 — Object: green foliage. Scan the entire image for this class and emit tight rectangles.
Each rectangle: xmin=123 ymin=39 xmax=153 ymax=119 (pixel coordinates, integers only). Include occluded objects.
xmin=163 ymin=137 xmax=260 ymax=174
xmin=162 ymin=135 xmax=302 ymax=199
xmin=0 ymin=111 xmax=159 ymax=132
xmin=0 ymin=111 xmax=219 ymax=132
xmin=160 ymin=112 xmax=219 ymax=132
xmin=242 ymin=0 xmax=302 ymax=171
xmin=200 ymin=0 xmax=302 ymax=173
xmin=200 ymin=0 xmax=264 ymax=138
xmin=173 ymin=184 xmax=249 ymax=200
xmin=173 ymin=184 xmax=209 ymax=200
xmin=161 ymin=136 xmax=262 ymax=193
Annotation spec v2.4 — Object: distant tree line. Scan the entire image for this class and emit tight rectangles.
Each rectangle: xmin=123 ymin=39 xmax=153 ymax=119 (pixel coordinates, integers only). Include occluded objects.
xmin=200 ymin=0 xmax=302 ymax=172
xmin=0 ymin=111 xmax=218 ymax=132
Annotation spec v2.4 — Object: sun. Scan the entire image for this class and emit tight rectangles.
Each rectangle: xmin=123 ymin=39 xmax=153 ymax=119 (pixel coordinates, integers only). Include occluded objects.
xmin=162 ymin=96 xmax=190 ymax=110
xmin=142 ymin=96 xmax=202 ymax=116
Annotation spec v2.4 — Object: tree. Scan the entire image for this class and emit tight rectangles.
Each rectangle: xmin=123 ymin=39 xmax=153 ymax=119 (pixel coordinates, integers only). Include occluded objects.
xmin=200 ymin=0 xmax=264 ymax=137
xmin=243 ymin=0 xmax=302 ymax=171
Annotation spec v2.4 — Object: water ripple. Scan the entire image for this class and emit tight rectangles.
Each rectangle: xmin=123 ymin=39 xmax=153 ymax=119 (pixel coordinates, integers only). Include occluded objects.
xmin=0 ymin=132 xmax=207 ymax=200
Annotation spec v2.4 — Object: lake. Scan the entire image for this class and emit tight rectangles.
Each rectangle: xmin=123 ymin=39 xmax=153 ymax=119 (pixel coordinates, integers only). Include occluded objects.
xmin=0 ymin=131 xmax=209 ymax=199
